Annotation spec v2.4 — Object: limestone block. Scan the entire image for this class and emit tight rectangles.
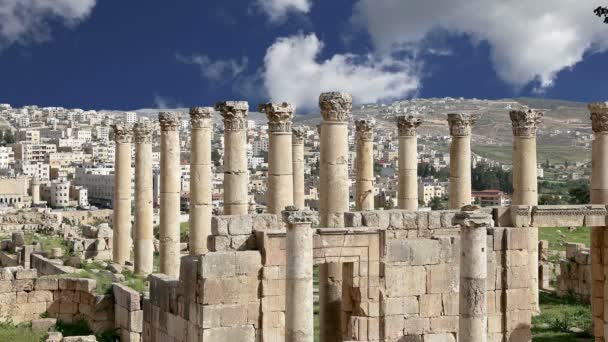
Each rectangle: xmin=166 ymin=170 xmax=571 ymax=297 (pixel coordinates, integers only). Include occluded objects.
xmin=235 ymin=251 xmax=262 ymax=276
xmin=32 ymin=318 xmax=57 ymax=331
xmin=344 ymin=212 xmax=362 ymax=227
xmin=209 ymin=236 xmax=230 ymax=251
xmin=428 ymin=212 xmax=441 ymax=228
xmin=381 ymin=296 xmax=419 ymax=316
xmin=230 ymin=234 xmax=255 ymax=250
xmin=566 ymin=243 xmax=584 ymax=259
xmin=409 ymin=240 xmax=440 ymax=266
xmin=440 ymin=211 xmax=458 ymax=228
xmin=201 ymin=252 xmax=236 ymax=278
xmin=385 ymin=265 xmax=426 ymax=297
xmin=493 ymin=207 xmax=511 ymax=227
xmin=28 ymin=290 xmax=53 ymax=303
xmin=113 ymin=283 xmax=141 ymax=311
xmin=97 ymin=227 xmax=113 ymax=238
xmin=15 ymin=268 xmax=37 ymax=279
xmin=211 ymin=217 xmax=229 ymax=236
xmin=419 ymin=294 xmax=442 ymax=317
xmin=0 ymin=281 xmax=11 ymax=293
xmin=202 ymin=326 xmax=255 ymax=342
xmin=12 ymin=279 xmax=34 ymax=292
xmin=228 ymin=215 xmax=253 ymax=235
xmin=505 ymin=288 xmax=531 ymax=310
xmin=505 ymin=228 xmax=528 ymax=250
xmin=423 ymin=333 xmax=456 ymax=342
xmin=510 ymin=205 xmax=532 ymax=227
xmin=12 ymin=232 xmax=24 ymax=247
xmin=76 ymin=279 xmax=96 ymax=292
xmin=403 ymin=317 xmax=430 ymax=335
xmin=441 ymin=293 xmax=458 ymax=316
xmin=427 ymin=264 xmax=458 ymax=294
xmin=385 ymin=239 xmax=411 ymax=262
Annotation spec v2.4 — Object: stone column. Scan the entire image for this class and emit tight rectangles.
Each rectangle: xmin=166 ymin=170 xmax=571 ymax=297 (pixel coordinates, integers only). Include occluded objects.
xmin=111 ymin=124 xmax=132 ymax=265
xmin=292 ymin=127 xmax=306 ymax=209
xmin=448 ymin=113 xmax=478 ymax=210
xmin=158 ymin=112 xmax=181 ymax=278
xmin=259 ymin=102 xmax=294 ymax=215
xmin=397 ymin=115 xmax=422 ymax=210
xmin=318 ymin=92 xmax=351 ymax=342
xmin=355 ymin=119 xmax=375 ymax=211
xmin=133 ymin=122 xmax=154 ymax=275
xmin=455 ymin=209 xmax=490 ymax=342
xmin=189 ymin=107 xmax=214 ymax=255
xmin=30 ymin=177 xmax=40 ymax=204
xmin=215 ymin=101 xmax=249 ymax=215
xmin=510 ymin=109 xmax=543 ymax=313
xmin=282 ymin=206 xmax=315 ymax=342
xmin=590 ymin=102 xmax=608 ymax=340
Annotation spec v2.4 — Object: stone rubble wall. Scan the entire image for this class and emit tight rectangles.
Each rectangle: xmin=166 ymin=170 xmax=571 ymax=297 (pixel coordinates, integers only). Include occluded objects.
xmin=68 ymin=224 xmax=113 ymax=261
xmin=143 ymin=252 xmax=262 ymax=341
xmin=557 ymin=242 xmax=591 ymax=302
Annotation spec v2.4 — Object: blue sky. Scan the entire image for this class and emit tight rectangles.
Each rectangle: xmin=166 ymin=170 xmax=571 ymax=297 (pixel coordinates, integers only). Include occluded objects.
xmin=0 ymin=0 xmax=607 ymax=113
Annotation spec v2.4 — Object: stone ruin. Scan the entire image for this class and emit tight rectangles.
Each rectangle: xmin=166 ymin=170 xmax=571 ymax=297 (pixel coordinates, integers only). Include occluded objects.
xmin=4 ymin=96 xmax=608 ymax=342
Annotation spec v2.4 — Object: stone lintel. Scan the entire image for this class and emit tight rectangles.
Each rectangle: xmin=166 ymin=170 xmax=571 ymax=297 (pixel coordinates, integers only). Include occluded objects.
xmin=319 ymin=92 xmax=352 ymax=122
xmin=396 ymin=115 xmax=423 ymax=137
xmin=158 ymin=112 xmax=181 ymax=131
xmin=510 ymin=109 xmax=543 ymax=137
xmin=447 ymin=113 xmax=479 ymax=137
xmin=111 ymin=123 xmax=133 ymax=143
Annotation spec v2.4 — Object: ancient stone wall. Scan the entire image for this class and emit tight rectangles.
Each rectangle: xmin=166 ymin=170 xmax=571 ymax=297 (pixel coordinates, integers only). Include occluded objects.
xmin=208 ymin=213 xmax=281 ymax=252
xmin=557 ymin=242 xmax=591 ymax=302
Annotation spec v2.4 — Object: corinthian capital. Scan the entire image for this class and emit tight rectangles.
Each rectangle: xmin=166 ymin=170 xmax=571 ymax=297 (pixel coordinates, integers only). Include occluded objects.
xmin=319 ymin=92 xmax=352 ymax=122
xmin=133 ymin=121 xmax=154 ymax=144
xmin=292 ymin=127 xmax=306 ymax=145
xmin=282 ymin=206 xmax=318 ymax=225
xmin=509 ymin=109 xmax=543 ymax=137
xmin=396 ymin=115 xmax=422 ymax=137
xmin=158 ymin=112 xmax=181 ymax=131
xmin=355 ymin=119 xmax=375 ymax=141
xmin=259 ymin=102 xmax=295 ymax=133
xmin=215 ymin=101 xmax=249 ymax=131
xmin=189 ymin=107 xmax=214 ymax=129
xmin=589 ymin=102 xmax=608 ymax=133
xmin=447 ymin=113 xmax=479 ymax=137
xmin=111 ymin=124 xmax=133 ymax=144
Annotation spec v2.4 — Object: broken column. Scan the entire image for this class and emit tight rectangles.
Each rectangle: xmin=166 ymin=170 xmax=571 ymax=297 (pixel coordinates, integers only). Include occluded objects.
xmin=448 ymin=113 xmax=478 ymax=209
xmin=133 ymin=122 xmax=154 ymax=275
xmin=215 ymin=101 xmax=249 ymax=215
xmin=455 ymin=209 xmax=490 ymax=342
xmin=158 ymin=112 xmax=181 ymax=278
xmin=111 ymin=124 xmax=132 ymax=265
xmin=292 ymin=127 xmax=306 ymax=209
xmin=30 ymin=177 xmax=40 ymax=204
xmin=318 ymin=92 xmax=351 ymax=342
xmin=510 ymin=109 xmax=543 ymax=313
xmin=589 ymin=102 xmax=608 ymax=340
xmin=259 ymin=102 xmax=294 ymax=215
xmin=355 ymin=119 xmax=375 ymax=211
xmin=397 ymin=115 xmax=422 ymax=210
xmin=283 ymin=206 xmax=315 ymax=342
xmin=189 ymin=107 xmax=214 ymax=255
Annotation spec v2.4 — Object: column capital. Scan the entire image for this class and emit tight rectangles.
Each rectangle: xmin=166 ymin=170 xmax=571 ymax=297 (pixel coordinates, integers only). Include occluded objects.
xmin=292 ymin=127 xmax=306 ymax=145
xmin=509 ymin=109 xmax=543 ymax=137
xmin=355 ymin=119 xmax=375 ymax=141
xmin=158 ymin=112 xmax=181 ymax=131
xmin=215 ymin=101 xmax=249 ymax=130
xmin=282 ymin=206 xmax=318 ymax=225
xmin=447 ymin=113 xmax=479 ymax=137
xmin=396 ymin=115 xmax=422 ymax=136
xmin=454 ymin=207 xmax=493 ymax=228
xmin=259 ymin=102 xmax=295 ymax=133
xmin=189 ymin=107 xmax=214 ymax=129
xmin=319 ymin=92 xmax=352 ymax=122
xmin=589 ymin=102 xmax=608 ymax=133
xmin=133 ymin=122 xmax=154 ymax=144
xmin=111 ymin=124 xmax=133 ymax=144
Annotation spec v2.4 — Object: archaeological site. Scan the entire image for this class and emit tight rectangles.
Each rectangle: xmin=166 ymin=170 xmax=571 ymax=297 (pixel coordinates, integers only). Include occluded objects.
xmin=3 ymin=93 xmax=608 ymax=342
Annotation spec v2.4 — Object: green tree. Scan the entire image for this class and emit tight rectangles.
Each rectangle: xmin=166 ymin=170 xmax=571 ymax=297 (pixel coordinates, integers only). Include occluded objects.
xmin=568 ymin=181 xmax=590 ymax=204
xmin=429 ymin=196 xmax=446 ymax=210
xmin=211 ymin=149 xmax=221 ymax=166
xmin=471 ymin=162 xmax=513 ymax=193
xmin=539 ymin=194 xmax=564 ymax=205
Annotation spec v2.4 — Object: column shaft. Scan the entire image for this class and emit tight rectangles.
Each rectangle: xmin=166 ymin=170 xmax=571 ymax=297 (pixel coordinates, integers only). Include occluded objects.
xmin=397 ymin=116 xmax=422 ymax=210
xmin=449 ymin=135 xmax=472 ymax=209
xmin=189 ymin=107 xmax=213 ymax=255
xmin=355 ymin=120 xmax=374 ymax=211
xmin=159 ymin=112 xmax=181 ymax=278
xmin=267 ymin=132 xmax=293 ymax=213
xmin=292 ymin=130 xmax=305 ymax=209
xmin=134 ymin=123 xmax=153 ymax=274
xmin=112 ymin=125 xmax=132 ymax=265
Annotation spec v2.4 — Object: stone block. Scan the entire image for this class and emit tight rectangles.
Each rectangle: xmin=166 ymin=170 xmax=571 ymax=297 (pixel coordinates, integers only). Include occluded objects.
xmin=427 ymin=264 xmax=458 ymax=294
xmin=344 ymin=212 xmax=362 ymax=227
xmin=423 ymin=333 xmax=456 ymax=342
xmin=230 ymin=234 xmax=255 ymax=250
xmin=209 ymin=236 xmax=230 ymax=251
xmin=201 ymin=252 xmax=236 ymax=278
xmin=228 ymin=215 xmax=253 ymax=235
xmin=211 ymin=217 xmax=229 ymax=236
xmin=113 ymin=283 xmax=141 ymax=310
xmin=566 ymin=243 xmax=584 ymax=259
xmin=235 ymin=251 xmax=262 ymax=276
xmin=403 ymin=317 xmax=430 ymax=335
xmin=419 ymin=294 xmax=442 ymax=317
xmin=381 ymin=296 xmax=419 ymax=316
xmin=409 ymin=240 xmax=440 ymax=266
xmin=202 ymin=326 xmax=256 ymax=342
xmin=15 ymin=268 xmax=37 ymax=280
xmin=505 ymin=228 xmax=528 ymax=250
xmin=31 ymin=318 xmax=56 ymax=332
xmin=385 ymin=265 xmax=426 ymax=297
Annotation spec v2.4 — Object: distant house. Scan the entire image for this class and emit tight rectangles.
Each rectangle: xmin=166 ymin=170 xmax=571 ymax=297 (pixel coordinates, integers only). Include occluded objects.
xmin=472 ymin=190 xmax=511 ymax=207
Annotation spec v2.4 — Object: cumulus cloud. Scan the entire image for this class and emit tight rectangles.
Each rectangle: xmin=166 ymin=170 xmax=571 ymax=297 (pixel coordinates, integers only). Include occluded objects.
xmin=262 ymin=33 xmax=420 ymax=112
xmin=176 ymin=53 xmax=248 ymax=81
xmin=256 ymin=0 xmax=311 ymax=22
xmin=0 ymin=0 xmax=96 ymax=49
xmin=353 ymin=0 xmax=608 ymax=89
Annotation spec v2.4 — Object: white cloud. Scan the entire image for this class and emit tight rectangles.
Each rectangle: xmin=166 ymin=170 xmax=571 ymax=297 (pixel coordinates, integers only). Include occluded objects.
xmin=256 ymin=0 xmax=311 ymax=22
xmin=176 ymin=53 xmax=248 ymax=81
xmin=353 ymin=0 xmax=608 ymax=89
xmin=262 ymin=33 xmax=420 ymax=112
xmin=0 ymin=0 xmax=96 ymax=49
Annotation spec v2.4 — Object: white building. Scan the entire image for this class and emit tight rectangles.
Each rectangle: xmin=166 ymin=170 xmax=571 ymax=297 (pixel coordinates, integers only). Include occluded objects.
xmin=15 ymin=161 xmax=50 ymax=181
xmin=0 ymin=147 xmax=15 ymax=169
xmin=124 ymin=112 xmax=137 ymax=124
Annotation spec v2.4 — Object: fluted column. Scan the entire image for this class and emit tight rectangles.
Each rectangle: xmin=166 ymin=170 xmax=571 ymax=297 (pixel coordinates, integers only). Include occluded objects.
xmin=111 ymin=124 xmax=132 ymax=265
xmin=510 ymin=109 xmax=543 ymax=313
xmin=589 ymin=102 xmax=608 ymax=340
xmin=30 ymin=177 xmax=40 ymax=204
xmin=283 ymin=206 xmax=315 ymax=342
xmin=355 ymin=119 xmax=375 ymax=211
xmin=448 ymin=113 xmax=478 ymax=209
xmin=215 ymin=101 xmax=249 ymax=215
xmin=133 ymin=122 xmax=154 ymax=274
xmin=189 ymin=107 xmax=214 ymax=255
xmin=455 ymin=209 xmax=489 ymax=342
xmin=158 ymin=112 xmax=181 ymax=278
xmin=260 ymin=102 xmax=294 ymax=215
xmin=318 ymin=92 xmax=351 ymax=342
xmin=292 ymin=127 xmax=306 ymax=209
xmin=397 ymin=115 xmax=422 ymax=210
